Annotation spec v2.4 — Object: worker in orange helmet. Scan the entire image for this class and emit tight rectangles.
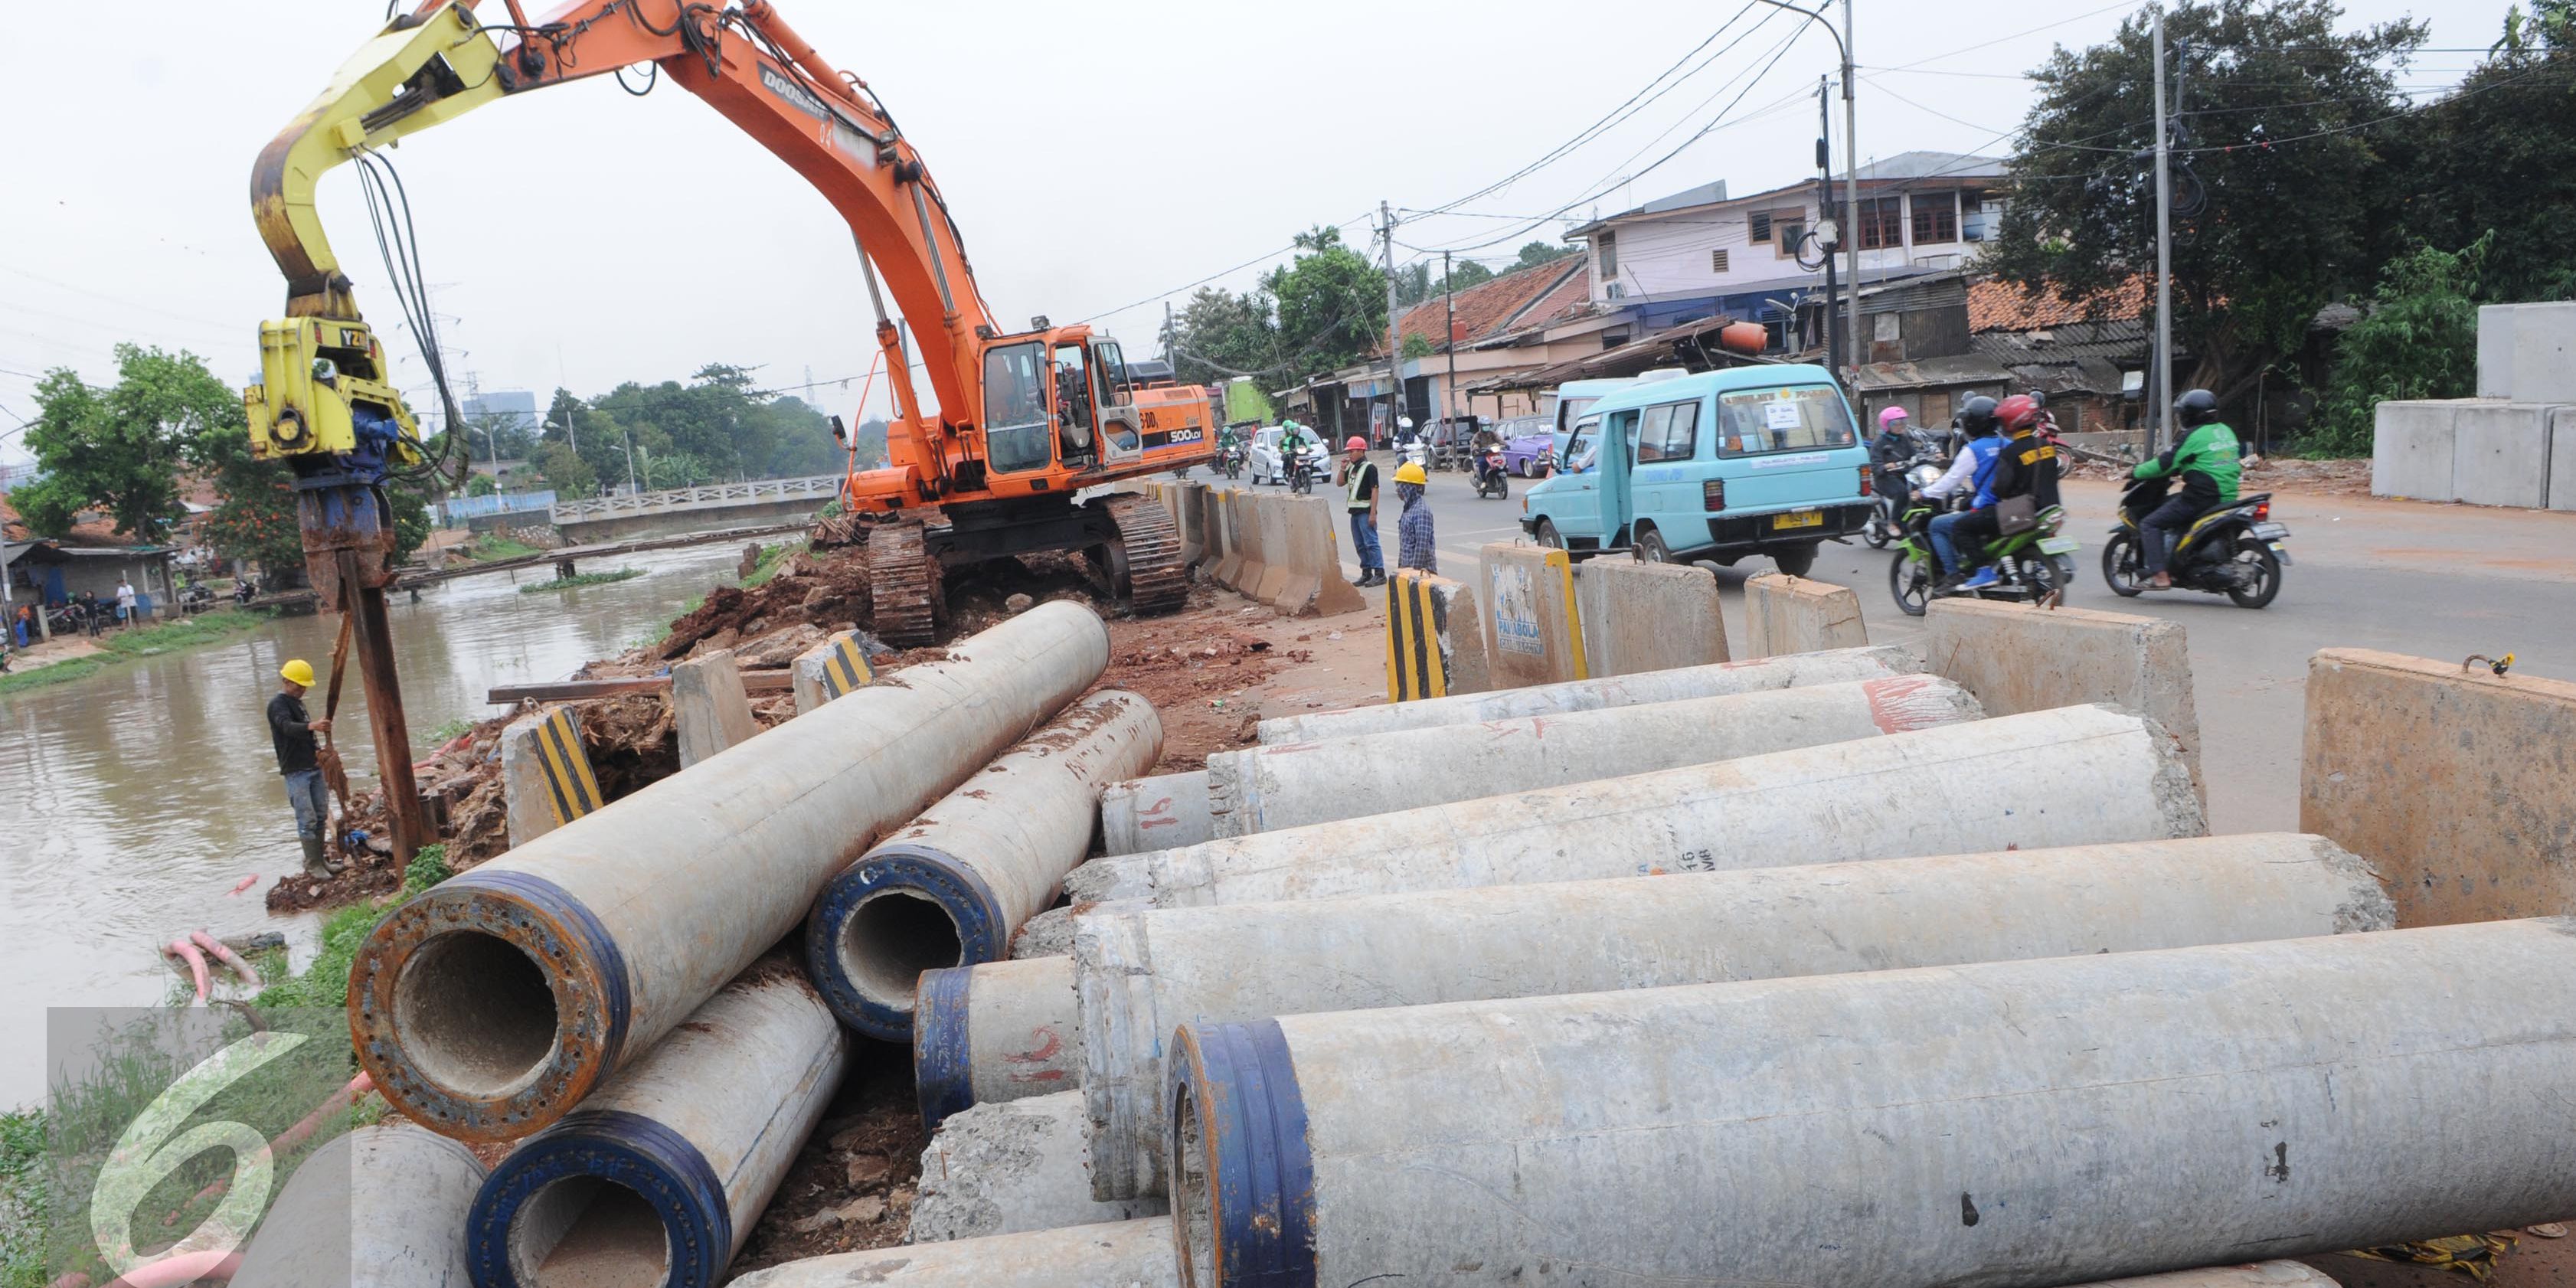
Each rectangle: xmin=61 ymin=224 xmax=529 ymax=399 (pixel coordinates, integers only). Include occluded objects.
xmin=1337 ymin=436 xmax=1385 ymax=587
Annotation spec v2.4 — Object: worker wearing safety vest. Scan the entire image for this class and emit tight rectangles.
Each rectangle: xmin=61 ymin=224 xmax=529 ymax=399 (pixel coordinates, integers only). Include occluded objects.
xmin=1337 ymin=436 xmax=1385 ymax=587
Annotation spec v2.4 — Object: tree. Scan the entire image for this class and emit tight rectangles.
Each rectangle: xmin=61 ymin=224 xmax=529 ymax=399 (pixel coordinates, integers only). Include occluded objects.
xmin=1401 ymin=332 xmax=1436 ymax=359
xmin=1262 ymin=226 xmax=1388 ymax=380
xmin=535 ymin=441 xmax=599 ymax=499
xmin=1172 ymin=287 xmax=1280 ymax=386
xmin=1512 ymin=240 xmax=1576 ymax=271
xmin=1989 ymin=0 xmax=2424 ymax=410
xmin=1447 ymin=260 xmax=1496 ymax=292
xmin=465 ymin=473 xmax=499 ymax=497
xmin=2383 ymin=12 xmax=2576 ymax=302
xmin=2306 ymin=235 xmax=2489 ymax=455
xmin=16 ymin=345 xmax=230 ymax=541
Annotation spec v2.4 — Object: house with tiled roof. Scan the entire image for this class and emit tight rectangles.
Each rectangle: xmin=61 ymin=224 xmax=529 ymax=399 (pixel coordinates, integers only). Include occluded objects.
xmin=1566 ymin=152 xmax=2011 ymax=344
xmin=1286 ymin=255 xmax=1630 ymax=436
xmin=1965 ymin=274 xmax=2162 ymax=439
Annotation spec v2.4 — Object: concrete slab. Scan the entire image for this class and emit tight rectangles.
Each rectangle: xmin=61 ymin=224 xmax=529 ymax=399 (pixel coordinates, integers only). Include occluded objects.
xmin=909 ymin=1090 xmax=1165 ymax=1243
xmin=1572 ymin=559 xmax=1728 ymax=675
xmin=1927 ymin=597 xmax=2202 ymax=796
xmin=672 ymin=649 xmax=760 ymax=768
xmin=2479 ymin=302 xmax=2576 ymax=402
xmin=2554 ymin=409 xmax=2576 ymax=514
xmin=1742 ymin=573 xmax=1868 ymax=657
xmin=1478 ymin=543 xmax=1586 ymax=688
xmin=2451 ymin=402 xmax=2557 ymax=509
xmin=2371 ymin=400 xmax=2462 ymax=502
xmin=2302 ymin=648 xmax=2576 ymax=927
xmin=498 ymin=707 xmax=602 ymax=848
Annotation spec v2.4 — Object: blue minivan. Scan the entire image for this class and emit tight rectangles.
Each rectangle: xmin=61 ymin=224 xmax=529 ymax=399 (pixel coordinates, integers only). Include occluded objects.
xmin=1518 ymin=364 xmax=1872 ymax=576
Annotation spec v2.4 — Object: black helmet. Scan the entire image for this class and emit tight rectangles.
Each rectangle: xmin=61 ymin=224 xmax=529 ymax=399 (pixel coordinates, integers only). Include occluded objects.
xmin=1957 ymin=395 xmax=1999 ymax=436
xmin=2176 ymin=388 xmax=2221 ymax=428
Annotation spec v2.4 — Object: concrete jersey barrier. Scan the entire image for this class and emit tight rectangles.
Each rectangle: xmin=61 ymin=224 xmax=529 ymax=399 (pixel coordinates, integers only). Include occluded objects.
xmin=1927 ymin=597 xmax=2202 ymax=793
xmin=1571 ymin=558 xmax=1728 ymax=675
xmin=1383 ymin=569 xmax=1489 ymax=701
xmin=1477 ymin=543 xmax=1586 ymax=687
xmin=2303 ymin=647 xmax=2576 ymax=925
xmin=1743 ymin=572 xmax=1868 ymax=656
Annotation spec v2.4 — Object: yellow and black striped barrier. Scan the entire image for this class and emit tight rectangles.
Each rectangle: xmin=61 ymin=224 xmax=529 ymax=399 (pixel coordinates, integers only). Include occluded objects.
xmin=1386 ymin=569 xmax=1452 ymax=703
xmin=793 ymin=629 xmax=877 ymax=714
xmin=530 ymin=706 xmax=602 ymax=828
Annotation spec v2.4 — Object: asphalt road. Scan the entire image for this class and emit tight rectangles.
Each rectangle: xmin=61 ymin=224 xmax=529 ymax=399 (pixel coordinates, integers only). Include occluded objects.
xmin=1317 ymin=462 xmax=2576 ymax=833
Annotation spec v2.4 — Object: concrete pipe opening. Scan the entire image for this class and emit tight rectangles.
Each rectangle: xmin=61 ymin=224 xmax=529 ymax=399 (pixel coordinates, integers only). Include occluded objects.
xmin=508 ymin=1175 xmax=672 ymax=1288
xmin=394 ymin=931 xmax=559 ymax=1100
xmin=1172 ymin=1092 xmax=1217 ymax=1288
xmin=838 ymin=891 xmax=963 ymax=1010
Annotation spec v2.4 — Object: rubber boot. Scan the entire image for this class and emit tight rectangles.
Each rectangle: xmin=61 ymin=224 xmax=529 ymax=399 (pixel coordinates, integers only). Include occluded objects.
xmin=300 ymin=837 xmax=342 ymax=880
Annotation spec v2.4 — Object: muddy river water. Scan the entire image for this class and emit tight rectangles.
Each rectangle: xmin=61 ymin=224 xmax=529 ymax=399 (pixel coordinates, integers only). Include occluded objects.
xmin=0 ymin=541 xmax=752 ymax=1107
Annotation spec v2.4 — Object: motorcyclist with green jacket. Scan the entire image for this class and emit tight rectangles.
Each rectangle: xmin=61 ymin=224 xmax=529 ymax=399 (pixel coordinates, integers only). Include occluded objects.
xmin=2132 ymin=388 xmax=2242 ymax=590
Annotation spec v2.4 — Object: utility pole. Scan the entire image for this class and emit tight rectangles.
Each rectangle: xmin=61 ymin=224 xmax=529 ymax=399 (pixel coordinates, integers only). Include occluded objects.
xmin=621 ymin=430 xmax=641 ymax=495
xmin=1816 ymin=77 xmax=1843 ymax=372
xmin=2153 ymin=6 xmax=2176 ymax=453
xmin=1840 ymin=0 xmax=1861 ymax=378
xmin=1442 ymin=250 xmax=1460 ymax=436
xmin=1381 ymin=200 xmax=1404 ymax=448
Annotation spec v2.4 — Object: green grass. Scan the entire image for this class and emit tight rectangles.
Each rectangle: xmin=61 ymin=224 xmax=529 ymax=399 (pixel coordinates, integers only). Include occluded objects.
xmin=738 ymin=542 xmax=794 ymax=588
xmin=401 ymin=844 xmax=452 ymax=898
xmin=518 ymin=567 xmax=645 ymax=594
xmin=466 ymin=534 xmax=545 ymax=562
xmin=426 ymin=716 xmax=477 ymax=744
xmin=2 ymin=1107 xmax=42 ymax=1288
xmin=0 ymin=609 xmax=270 ymax=698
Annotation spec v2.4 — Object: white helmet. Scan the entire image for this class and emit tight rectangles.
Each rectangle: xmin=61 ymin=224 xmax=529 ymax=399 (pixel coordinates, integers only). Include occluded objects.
xmin=1398 ymin=417 xmax=1415 ymax=430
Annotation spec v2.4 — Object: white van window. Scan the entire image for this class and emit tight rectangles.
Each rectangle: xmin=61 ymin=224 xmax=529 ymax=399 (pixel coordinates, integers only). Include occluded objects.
xmin=1556 ymin=397 xmax=1600 ymax=438
xmin=1716 ymin=386 xmax=1857 ymax=457
xmin=1563 ymin=416 xmax=1601 ymax=472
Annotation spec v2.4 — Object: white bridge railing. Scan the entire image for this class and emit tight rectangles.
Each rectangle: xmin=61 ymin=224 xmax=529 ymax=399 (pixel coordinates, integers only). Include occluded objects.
xmin=551 ymin=474 xmax=841 ymax=524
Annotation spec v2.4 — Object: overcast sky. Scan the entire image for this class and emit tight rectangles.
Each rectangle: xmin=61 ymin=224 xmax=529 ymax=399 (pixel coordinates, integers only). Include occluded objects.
xmin=0 ymin=0 xmax=2515 ymax=466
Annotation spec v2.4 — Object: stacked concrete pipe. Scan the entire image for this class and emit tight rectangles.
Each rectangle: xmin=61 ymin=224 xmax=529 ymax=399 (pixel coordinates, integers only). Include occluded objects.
xmin=229 ymin=1124 xmax=485 ymax=1288
xmin=805 ymin=690 xmax=1162 ymax=1040
xmin=727 ymin=1218 xmax=1178 ymax=1288
xmin=1203 ymin=674 xmax=1980 ymax=836
xmin=1169 ymin=918 xmax=2576 ymax=1288
xmin=348 ymin=601 xmax=1108 ymax=1141
xmin=914 ymin=956 xmax=1080 ymax=1130
xmin=1100 ymin=642 xmax=1928 ymax=855
xmin=910 ymin=1090 xmax=1165 ymax=1241
xmin=1075 ymin=834 xmax=2392 ymax=1200
xmin=1064 ymin=704 xmax=2203 ymax=910
xmin=1255 ymin=640 xmax=1924 ymax=744
xmin=467 ymin=964 xmax=845 ymax=1288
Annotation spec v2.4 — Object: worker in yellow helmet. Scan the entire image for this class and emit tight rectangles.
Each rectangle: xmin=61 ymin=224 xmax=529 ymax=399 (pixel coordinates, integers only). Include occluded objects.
xmin=1393 ymin=460 xmax=1437 ymax=575
xmin=268 ymin=659 xmax=341 ymax=879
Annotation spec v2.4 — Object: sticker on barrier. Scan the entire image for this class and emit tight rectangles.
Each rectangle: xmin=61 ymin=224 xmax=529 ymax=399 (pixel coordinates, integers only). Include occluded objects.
xmin=1385 ymin=570 xmax=1450 ymax=703
xmin=1490 ymin=564 xmax=1545 ymax=658
xmin=818 ymin=632 xmax=874 ymax=700
xmin=532 ymin=706 xmax=602 ymax=828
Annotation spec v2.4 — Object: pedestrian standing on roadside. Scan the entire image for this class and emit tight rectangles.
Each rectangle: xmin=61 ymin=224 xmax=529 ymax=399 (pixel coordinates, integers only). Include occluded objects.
xmin=114 ymin=577 xmax=136 ymax=628
xmin=1394 ymin=461 xmax=1436 ymax=576
xmin=1337 ymin=436 xmax=1384 ymax=587
xmin=269 ymin=659 xmax=343 ymax=879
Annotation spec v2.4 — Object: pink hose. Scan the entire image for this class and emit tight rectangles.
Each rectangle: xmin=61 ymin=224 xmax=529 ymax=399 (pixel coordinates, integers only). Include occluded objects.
xmin=224 ymin=874 xmax=257 ymax=897
xmin=103 ymin=1250 xmax=240 ymax=1288
xmin=188 ymin=932 xmax=261 ymax=989
xmin=162 ymin=940 xmax=208 ymax=1005
xmin=270 ymin=1072 xmax=372 ymax=1156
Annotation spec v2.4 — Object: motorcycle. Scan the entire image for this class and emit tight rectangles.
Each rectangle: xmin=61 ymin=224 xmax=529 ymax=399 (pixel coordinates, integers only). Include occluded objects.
xmin=1218 ymin=441 xmax=1245 ymax=480
xmin=1288 ymin=454 xmax=1320 ymax=495
xmin=1888 ymin=475 xmax=2081 ymax=616
xmin=178 ymin=581 xmax=216 ymax=613
xmin=233 ymin=577 xmax=260 ymax=606
xmin=2101 ymin=476 xmax=2289 ymax=608
xmin=1862 ymin=429 xmax=1943 ymax=549
xmin=1473 ymin=446 xmax=1510 ymax=499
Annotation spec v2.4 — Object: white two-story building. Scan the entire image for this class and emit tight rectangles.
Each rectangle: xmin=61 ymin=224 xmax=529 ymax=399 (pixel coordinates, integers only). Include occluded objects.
xmin=1566 ymin=150 xmax=2009 ymax=348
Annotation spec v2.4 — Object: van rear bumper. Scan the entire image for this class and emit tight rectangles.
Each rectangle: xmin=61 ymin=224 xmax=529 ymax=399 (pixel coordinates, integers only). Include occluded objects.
xmin=1698 ymin=503 xmax=1871 ymax=553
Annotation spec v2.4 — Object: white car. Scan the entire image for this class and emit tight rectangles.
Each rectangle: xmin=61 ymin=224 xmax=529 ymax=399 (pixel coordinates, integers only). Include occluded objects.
xmin=1247 ymin=427 xmax=1329 ymax=488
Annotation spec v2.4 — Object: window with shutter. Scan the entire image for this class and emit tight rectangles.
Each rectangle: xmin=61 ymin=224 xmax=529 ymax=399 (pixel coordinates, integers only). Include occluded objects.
xmin=1710 ymin=249 xmax=1730 ymax=273
xmin=1750 ymin=212 xmax=1773 ymax=243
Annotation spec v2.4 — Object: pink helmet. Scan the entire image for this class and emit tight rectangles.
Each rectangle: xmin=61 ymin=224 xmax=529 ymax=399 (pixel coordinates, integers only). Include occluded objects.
xmin=1878 ymin=406 xmax=1910 ymax=428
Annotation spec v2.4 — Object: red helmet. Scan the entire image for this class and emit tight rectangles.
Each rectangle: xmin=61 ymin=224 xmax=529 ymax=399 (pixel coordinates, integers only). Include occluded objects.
xmin=1345 ymin=436 xmax=1368 ymax=452
xmin=1995 ymin=394 xmax=2042 ymax=433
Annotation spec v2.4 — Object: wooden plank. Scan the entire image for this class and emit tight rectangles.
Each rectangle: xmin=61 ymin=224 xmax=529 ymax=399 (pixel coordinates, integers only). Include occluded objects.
xmin=487 ymin=670 xmax=793 ymax=704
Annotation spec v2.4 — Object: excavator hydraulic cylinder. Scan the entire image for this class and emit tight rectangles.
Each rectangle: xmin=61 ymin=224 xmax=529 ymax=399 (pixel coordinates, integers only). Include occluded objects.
xmin=349 ymin=602 xmax=1108 ymax=1141
xmin=806 ymin=690 xmax=1161 ymax=1040
xmin=1172 ymin=919 xmax=2576 ymax=1288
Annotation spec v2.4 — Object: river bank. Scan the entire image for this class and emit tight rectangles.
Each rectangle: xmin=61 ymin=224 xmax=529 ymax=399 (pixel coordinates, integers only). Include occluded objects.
xmin=0 ymin=609 xmax=271 ymax=698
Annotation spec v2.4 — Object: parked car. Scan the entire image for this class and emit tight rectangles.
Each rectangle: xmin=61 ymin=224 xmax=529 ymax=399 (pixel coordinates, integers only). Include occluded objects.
xmin=1246 ymin=426 xmax=1329 ymax=488
xmin=1520 ymin=364 xmax=1871 ymax=577
xmin=1496 ymin=417 xmax=1554 ymax=476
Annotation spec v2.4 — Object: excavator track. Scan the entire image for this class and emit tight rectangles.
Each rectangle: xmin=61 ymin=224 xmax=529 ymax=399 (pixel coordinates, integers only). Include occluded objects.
xmin=1104 ymin=493 xmax=1188 ymax=617
xmin=865 ymin=518 xmax=941 ymax=648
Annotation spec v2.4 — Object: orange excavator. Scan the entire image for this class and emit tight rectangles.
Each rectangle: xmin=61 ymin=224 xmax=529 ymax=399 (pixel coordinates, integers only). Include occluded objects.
xmin=246 ymin=0 xmax=1216 ymax=652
